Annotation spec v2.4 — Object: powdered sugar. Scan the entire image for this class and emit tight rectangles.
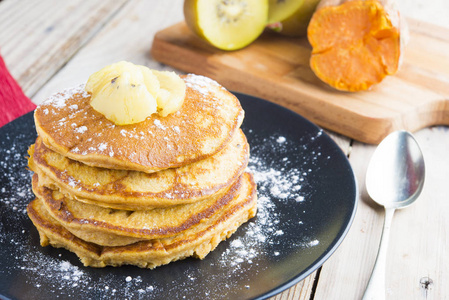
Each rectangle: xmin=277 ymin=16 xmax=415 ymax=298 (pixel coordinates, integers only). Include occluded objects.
xmin=185 ymin=74 xmax=220 ymax=96
xmin=186 ymin=128 xmax=334 ymax=298
xmin=0 ymin=113 xmax=339 ymax=299
xmin=40 ymin=84 xmax=88 ymax=109
xmin=98 ymin=143 xmax=108 ymax=151
xmin=153 ymin=119 xmax=166 ymax=130
xmin=67 ymin=176 xmax=80 ymax=188
xmin=276 ymin=136 xmax=286 ymax=143
xmin=74 ymin=125 xmax=87 ymax=134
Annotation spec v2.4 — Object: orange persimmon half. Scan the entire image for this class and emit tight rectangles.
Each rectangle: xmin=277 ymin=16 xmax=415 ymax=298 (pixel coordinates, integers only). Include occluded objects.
xmin=308 ymin=0 xmax=405 ymax=91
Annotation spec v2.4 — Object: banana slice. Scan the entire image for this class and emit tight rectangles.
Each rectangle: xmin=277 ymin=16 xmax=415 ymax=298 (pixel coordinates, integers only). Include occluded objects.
xmin=85 ymin=62 xmax=185 ymax=125
xmin=153 ymin=70 xmax=186 ymax=117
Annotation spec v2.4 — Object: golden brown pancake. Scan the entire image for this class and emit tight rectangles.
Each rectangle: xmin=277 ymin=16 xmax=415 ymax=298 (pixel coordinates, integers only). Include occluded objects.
xmin=34 ymin=74 xmax=244 ymax=173
xmin=28 ymin=129 xmax=249 ymax=210
xmin=27 ymin=173 xmax=257 ymax=269
xmin=32 ymin=173 xmax=244 ymax=246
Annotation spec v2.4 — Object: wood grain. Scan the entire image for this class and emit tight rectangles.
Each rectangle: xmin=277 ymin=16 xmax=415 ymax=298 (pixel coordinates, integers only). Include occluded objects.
xmin=31 ymin=0 xmax=186 ymax=104
xmin=0 ymin=0 xmax=128 ymax=97
xmin=315 ymin=126 xmax=449 ymax=300
xmin=271 ymin=272 xmax=317 ymax=300
xmin=151 ymin=20 xmax=449 ymax=144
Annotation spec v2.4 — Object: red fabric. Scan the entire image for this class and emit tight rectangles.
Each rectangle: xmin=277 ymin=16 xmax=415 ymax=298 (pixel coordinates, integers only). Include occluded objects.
xmin=0 ymin=54 xmax=36 ymax=127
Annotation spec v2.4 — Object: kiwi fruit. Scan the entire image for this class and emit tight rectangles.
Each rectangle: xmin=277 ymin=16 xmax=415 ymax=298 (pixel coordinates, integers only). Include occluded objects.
xmin=184 ymin=0 xmax=269 ymax=51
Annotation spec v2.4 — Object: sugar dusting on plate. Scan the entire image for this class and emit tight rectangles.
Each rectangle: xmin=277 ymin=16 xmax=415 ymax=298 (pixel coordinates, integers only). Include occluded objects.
xmin=0 ymin=124 xmax=328 ymax=299
xmin=187 ymin=129 xmax=325 ymax=298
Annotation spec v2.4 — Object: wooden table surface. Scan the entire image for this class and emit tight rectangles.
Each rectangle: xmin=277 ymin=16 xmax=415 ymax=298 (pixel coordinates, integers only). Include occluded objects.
xmin=1 ymin=1 xmax=448 ymax=299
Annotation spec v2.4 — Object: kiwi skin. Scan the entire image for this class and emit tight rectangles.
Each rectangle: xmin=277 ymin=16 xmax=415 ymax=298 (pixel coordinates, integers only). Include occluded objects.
xmin=267 ymin=0 xmax=306 ymax=24
xmin=278 ymin=0 xmax=320 ymax=37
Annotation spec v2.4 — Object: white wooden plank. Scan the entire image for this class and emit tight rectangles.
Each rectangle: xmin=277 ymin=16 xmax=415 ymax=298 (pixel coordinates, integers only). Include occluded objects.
xmin=0 ymin=0 xmax=128 ymax=97
xmin=313 ymin=126 xmax=449 ymax=299
xmin=31 ymin=0 xmax=184 ymax=105
xmin=312 ymin=140 xmax=380 ymax=300
xmin=270 ymin=272 xmax=316 ymax=300
xmin=385 ymin=126 xmax=449 ymax=299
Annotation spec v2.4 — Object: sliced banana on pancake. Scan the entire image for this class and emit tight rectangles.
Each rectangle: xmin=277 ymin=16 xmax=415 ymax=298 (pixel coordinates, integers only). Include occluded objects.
xmin=152 ymin=70 xmax=186 ymax=117
xmin=86 ymin=61 xmax=186 ymax=124
xmin=34 ymin=74 xmax=244 ymax=173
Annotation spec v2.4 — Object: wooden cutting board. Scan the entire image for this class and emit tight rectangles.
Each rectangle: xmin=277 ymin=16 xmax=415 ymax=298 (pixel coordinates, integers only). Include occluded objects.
xmin=151 ymin=20 xmax=449 ymax=144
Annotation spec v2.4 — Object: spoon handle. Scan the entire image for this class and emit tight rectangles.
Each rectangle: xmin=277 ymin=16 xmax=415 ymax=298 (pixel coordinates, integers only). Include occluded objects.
xmin=362 ymin=207 xmax=395 ymax=300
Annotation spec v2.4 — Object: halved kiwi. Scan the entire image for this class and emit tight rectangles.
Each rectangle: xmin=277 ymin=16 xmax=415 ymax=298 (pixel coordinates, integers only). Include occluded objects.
xmin=184 ymin=0 xmax=269 ymax=51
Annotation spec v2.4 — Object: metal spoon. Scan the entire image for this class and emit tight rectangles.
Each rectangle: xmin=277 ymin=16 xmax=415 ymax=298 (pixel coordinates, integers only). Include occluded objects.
xmin=362 ymin=130 xmax=425 ymax=300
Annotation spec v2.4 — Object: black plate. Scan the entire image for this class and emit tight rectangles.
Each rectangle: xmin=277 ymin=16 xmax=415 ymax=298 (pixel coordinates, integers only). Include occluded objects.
xmin=0 ymin=93 xmax=357 ymax=300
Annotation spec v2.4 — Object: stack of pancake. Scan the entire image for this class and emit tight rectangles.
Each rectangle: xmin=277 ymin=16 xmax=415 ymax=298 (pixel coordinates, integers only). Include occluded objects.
xmin=27 ymin=74 xmax=257 ymax=269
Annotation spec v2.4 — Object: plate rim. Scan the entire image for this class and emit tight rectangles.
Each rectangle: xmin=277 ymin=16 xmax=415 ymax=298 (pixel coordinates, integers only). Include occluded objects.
xmin=0 ymin=92 xmax=358 ymax=300
xmin=233 ymin=92 xmax=358 ymax=299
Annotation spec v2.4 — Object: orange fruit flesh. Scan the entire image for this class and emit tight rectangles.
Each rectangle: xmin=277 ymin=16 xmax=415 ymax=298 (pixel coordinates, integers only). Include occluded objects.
xmin=308 ymin=0 xmax=400 ymax=91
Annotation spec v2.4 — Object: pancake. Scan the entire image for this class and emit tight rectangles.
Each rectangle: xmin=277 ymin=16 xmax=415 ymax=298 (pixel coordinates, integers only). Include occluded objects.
xmin=27 ymin=173 xmax=257 ymax=269
xmin=28 ymin=129 xmax=249 ymax=210
xmin=34 ymin=74 xmax=244 ymax=173
xmin=32 ymin=173 xmax=244 ymax=246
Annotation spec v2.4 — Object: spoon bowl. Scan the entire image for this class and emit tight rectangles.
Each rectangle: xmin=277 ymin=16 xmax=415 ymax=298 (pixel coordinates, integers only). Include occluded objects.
xmin=362 ymin=130 xmax=425 ymax=300
xmin=365 ymin=130 xmax=425 ymax=208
